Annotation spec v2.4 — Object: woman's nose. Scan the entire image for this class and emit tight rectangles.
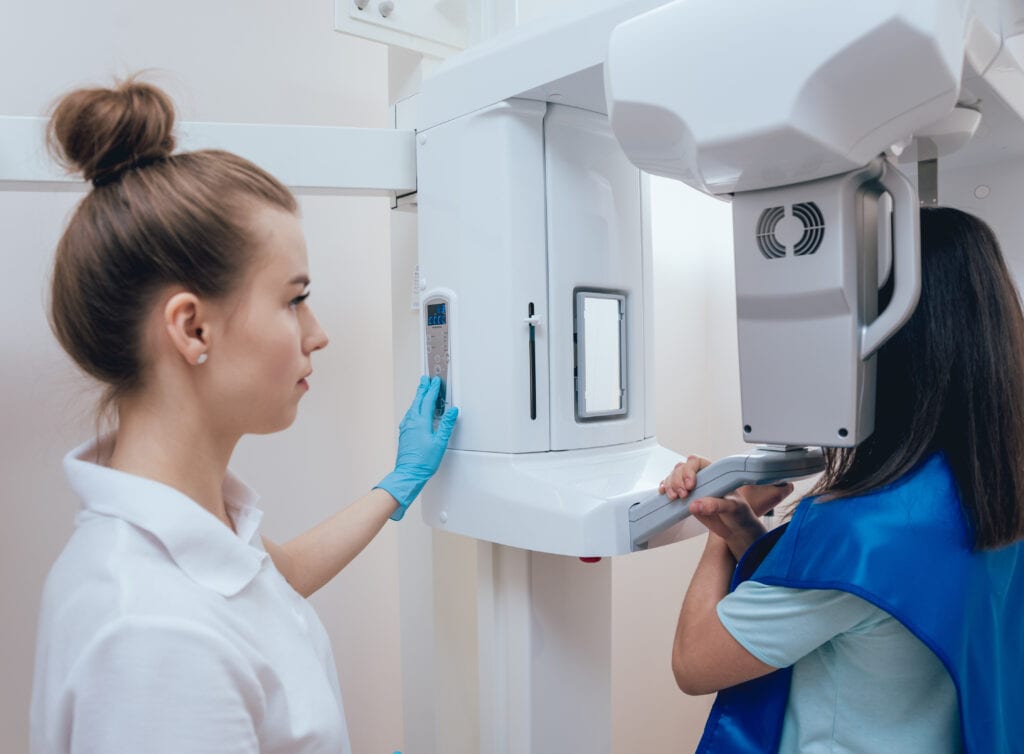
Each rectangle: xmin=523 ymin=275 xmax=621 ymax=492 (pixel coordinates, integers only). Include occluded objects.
xmin=303 ymin=311 xmax=329 ymax=353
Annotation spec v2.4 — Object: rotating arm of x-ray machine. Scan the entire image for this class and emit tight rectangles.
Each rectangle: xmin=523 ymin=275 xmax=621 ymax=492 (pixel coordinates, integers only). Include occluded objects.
xmin=598 ymin=0 xmax=1024 ymax=547
xmin=598 ymin=0 xmax=1024 ymax=549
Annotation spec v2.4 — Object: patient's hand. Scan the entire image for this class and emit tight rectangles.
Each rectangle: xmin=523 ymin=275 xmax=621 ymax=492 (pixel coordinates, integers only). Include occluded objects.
xmin=659 ymin=455 xmax=710 ymax=501
xmin=660 ymin=458 xmax=794 ymax=559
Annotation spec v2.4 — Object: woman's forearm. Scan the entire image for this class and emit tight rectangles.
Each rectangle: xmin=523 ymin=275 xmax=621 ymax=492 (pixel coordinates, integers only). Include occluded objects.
xmin=677 ymin=535 xmax=735 ymax=638
xmin=278 ymin=488 xmax=398 ymax=598
xmin=673 ymin=535 xmax=736 ymax=690
xmin=672 ymin=533 xmax=777 ymax=694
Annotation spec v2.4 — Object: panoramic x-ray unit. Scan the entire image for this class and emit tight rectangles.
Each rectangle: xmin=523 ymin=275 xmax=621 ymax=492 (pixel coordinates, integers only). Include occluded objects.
xmin=387 ymin=2 xmax=1024 ymax=743
xmin=408 ymin=0 xmax=996 ymax=557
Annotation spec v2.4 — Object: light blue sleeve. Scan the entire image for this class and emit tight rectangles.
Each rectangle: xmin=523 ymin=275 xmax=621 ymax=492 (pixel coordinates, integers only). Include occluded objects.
xmin=717 ymin=581 xmax=889 ymax=668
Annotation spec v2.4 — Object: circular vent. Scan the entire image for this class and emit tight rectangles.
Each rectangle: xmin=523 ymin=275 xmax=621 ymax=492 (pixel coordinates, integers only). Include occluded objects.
xmin=755 ymin=206 xmax=786 ymax=259
xmin=755 ymin=202 xmax=826 ymax=259
xmin=792 ymin=202 xmax=825 ymax=256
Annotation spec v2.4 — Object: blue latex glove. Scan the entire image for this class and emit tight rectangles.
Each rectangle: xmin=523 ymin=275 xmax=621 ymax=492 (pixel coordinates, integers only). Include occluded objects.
xmin=376 ymin=376 xmax=459 ymax=521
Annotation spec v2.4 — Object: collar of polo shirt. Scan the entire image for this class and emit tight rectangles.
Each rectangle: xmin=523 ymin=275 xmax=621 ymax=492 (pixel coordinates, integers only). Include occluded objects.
xmin=63 ymin=435 xmax=269 ymax=597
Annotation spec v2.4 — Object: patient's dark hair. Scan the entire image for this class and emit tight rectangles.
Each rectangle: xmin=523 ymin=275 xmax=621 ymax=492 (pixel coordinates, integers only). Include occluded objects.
xmin=810 ymin=207 xmax=1024 ymax=550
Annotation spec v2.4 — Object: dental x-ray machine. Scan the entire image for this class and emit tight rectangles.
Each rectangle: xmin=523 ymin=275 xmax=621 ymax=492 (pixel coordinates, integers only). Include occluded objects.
xmin=384 ymin=0 xmax=1024 ymax=748
xmin=408 ymin=0 xmax=998 ymax=557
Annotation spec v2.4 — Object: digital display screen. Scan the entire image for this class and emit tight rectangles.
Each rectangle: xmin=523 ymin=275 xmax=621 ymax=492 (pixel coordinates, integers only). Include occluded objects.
xmin=427 ymin=302 xmax=447 ymax=326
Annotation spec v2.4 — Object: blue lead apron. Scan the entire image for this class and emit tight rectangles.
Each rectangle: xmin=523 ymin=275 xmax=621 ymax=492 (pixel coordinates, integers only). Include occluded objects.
xmin=695 ymin=453 xmax=1024 ymax=754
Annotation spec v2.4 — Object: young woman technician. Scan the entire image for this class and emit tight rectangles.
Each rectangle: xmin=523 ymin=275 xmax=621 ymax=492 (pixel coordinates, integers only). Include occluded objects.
xmin=661 ymin=207 xmax=1024 ymax=753
xmin=29 ymin=80 xmax=458 ymax=754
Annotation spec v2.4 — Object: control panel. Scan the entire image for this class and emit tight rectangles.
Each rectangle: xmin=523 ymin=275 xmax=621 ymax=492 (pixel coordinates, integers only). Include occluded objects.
xmin=424 ymin=294 xmax=452 ymax=420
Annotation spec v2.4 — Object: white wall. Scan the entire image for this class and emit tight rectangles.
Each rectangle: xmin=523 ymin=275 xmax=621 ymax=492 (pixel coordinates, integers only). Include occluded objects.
xmin=0 ymin=2 xmax=402 ymax=753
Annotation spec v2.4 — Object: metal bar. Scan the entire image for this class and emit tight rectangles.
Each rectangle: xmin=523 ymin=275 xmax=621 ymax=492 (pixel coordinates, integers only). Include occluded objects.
xmin=0 ymin=116 xmax=417 ymax=193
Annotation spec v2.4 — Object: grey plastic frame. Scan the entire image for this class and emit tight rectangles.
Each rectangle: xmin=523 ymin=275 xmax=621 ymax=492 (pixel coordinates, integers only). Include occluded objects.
xmin=573 ymin=290 xmax=628 ymax=421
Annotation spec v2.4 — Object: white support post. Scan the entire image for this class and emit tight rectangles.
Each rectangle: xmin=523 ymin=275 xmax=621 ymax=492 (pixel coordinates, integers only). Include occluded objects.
xmin=477 ymin=544 xmax=534 ymax=752
xmin=477 ymin=544 xmax=614 ymax=754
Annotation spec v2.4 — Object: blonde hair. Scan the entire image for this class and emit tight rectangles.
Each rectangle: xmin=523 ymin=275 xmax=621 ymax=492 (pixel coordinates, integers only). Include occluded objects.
xmin=47 ymin=77 xmax=297 ymax=416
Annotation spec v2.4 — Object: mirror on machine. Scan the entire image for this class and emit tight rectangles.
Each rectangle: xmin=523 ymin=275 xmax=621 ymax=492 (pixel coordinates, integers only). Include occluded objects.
xmin=574 ymin=290 xmax=627 ymax=420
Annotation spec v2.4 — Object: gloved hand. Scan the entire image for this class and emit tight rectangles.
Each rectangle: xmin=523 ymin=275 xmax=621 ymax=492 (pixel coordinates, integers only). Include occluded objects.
xmin=375 ymin=376 xmax=459 ymax=521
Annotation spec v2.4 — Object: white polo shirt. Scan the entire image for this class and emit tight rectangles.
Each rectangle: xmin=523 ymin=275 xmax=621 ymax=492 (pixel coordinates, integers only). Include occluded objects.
xmin=30 ymin=436 xmax=353 ymax=754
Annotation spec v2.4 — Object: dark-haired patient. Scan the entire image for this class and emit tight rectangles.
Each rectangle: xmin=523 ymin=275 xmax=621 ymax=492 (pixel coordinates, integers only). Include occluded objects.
xmin=661 ymin=207 xmax=1024 ymax=754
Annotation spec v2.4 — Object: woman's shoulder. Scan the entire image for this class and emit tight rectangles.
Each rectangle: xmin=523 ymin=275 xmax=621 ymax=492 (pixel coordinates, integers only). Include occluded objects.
xmin=41 ymin=514 xmax=223 ymax=642
xmin=794 ymin=452 xmax=964 ymax=537
xmin=749 ymin=455 xmax=990 ymax=627
xmin=36 ymin=517 xmax=268 ymax=697
xmin=747 ymin=454 xmax=970 ymax=587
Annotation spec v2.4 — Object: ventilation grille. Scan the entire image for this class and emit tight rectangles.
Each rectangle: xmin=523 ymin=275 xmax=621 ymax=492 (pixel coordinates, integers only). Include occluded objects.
xmin=755 ymin=202 xmax=826 ymax=260
xmin=755 ymin=206 xmax=786 ymax=259
xmin=792 ymin=202 xmax=825 ymax=256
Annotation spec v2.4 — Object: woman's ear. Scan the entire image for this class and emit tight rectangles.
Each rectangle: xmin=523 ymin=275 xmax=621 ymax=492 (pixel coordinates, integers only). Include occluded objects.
xmin=163 ymin=291 xmax=210 ymax=366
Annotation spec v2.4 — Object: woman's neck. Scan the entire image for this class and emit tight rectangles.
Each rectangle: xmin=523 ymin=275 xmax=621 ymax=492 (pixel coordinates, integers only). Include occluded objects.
xmin=108 ymin=395 xmax=240 ymax=531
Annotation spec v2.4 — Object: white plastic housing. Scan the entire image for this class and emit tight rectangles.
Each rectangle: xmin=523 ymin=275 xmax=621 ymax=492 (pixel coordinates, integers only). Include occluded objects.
xmin=416 ymin=99 xmax=551 ymax=454
xmin=422 ymin=441 xmax=703 ymax=557
xmin=416 ymin=99 xmax=655 ymax=455
xmin=545 ymin=104 xmax=651 ymax=451
xmin=416 ymin=96 xmax=679 ymax=555
xmin=606 ymin=0 xmax=972 ymax=193
xmin=732 ymin=160 xmax=921 ymax=446
xmin=416 ymin=0 xmax=668 ymax=131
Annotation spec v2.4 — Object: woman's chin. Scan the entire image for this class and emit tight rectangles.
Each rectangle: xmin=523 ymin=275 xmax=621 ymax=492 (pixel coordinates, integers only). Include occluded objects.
xmin=246 ymin=409 xmax=299 ymax=436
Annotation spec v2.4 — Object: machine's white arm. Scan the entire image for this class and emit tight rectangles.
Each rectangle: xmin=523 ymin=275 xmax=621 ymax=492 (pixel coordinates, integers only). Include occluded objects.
xmin=862 ymin=163 xmax=921 ymax=359
xmin=602 ymin=0 xmax=1024 ymax=448
xmin=606 ymin=0 xmax=976 ymax=194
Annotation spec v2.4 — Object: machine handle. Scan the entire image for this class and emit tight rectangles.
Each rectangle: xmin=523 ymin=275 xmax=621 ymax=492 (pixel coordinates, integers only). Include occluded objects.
xmin=628 ymin=447 xmax=826 ymax=550
xmin=860 ymin=163 xmax=921 ymax=360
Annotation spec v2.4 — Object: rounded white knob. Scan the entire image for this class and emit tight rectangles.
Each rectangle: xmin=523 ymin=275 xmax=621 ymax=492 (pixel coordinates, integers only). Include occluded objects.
xmin=354 ymin=0 xmax=369 ymax=9
xmin=379 ymin=0 xmax=395 ymax=17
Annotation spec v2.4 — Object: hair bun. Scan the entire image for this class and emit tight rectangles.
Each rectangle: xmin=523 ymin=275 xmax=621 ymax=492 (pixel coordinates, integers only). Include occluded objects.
xmin=48 ymin=78 xmax=177 ymax=185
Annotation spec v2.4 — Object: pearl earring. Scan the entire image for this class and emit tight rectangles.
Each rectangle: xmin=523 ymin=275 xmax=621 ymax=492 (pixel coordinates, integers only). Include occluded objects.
xmin=196 ymin=353 xmax=208 ymax=365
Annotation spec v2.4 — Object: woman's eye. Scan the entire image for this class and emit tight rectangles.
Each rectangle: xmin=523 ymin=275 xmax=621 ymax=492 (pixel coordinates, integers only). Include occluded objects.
xmin=290 ymin=292 xmax=310 ymax=308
